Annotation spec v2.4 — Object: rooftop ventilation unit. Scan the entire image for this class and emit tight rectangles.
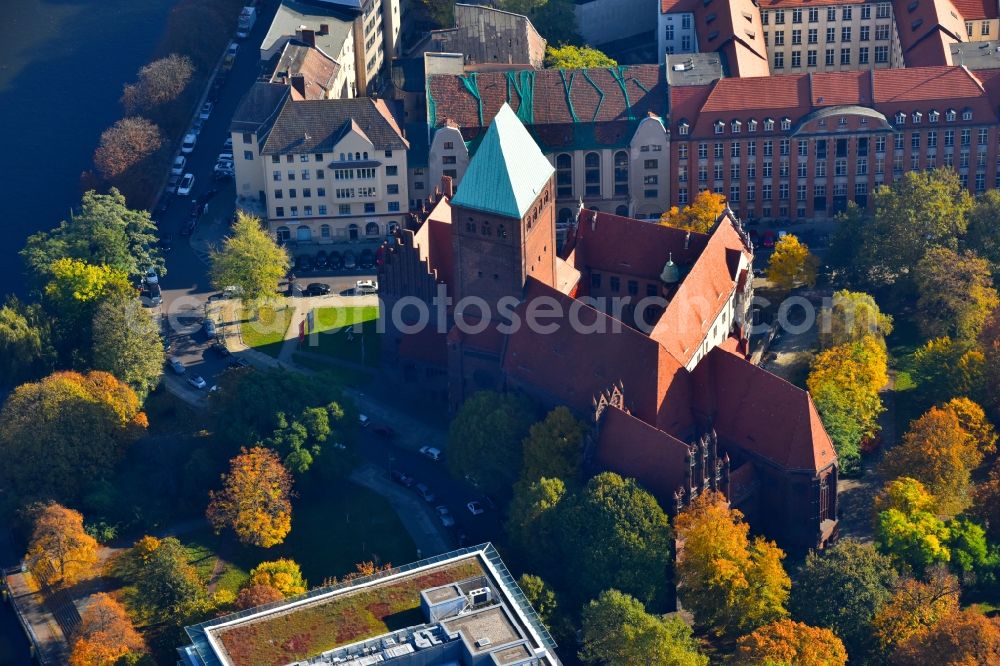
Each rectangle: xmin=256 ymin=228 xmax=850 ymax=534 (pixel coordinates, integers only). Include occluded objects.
xmin=475 ymin=637 xmax=493 ymax=648
xmin=468 ymin=587 xmax=492 ymax=606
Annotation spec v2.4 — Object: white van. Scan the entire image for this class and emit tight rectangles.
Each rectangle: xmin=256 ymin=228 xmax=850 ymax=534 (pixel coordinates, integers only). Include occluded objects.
xmin=355 ymin=279 xmax=378 ymax=295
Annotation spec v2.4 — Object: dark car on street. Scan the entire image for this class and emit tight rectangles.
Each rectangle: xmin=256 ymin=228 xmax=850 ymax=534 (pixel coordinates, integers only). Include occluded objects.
xmin=159 ymin=234 xmax=173 ymax=252
xmin=344 ymin=251 xmax=357 ymax=269
xmin=329 ymin=251 xmax=343 ymax=269
xmin=390 ymin=470 xmax=415 ymax=487
xmin=304 ymin=282 xmax=331 ymax=296
xmin=359 ymin=248 xmax=375 ymax=269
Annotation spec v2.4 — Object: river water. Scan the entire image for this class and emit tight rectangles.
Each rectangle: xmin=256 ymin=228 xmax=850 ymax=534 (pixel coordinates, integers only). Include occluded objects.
xmin=0 ymin=0 xmax=177 ymax=298
xmin=0 ymin=2 xmax=177 ymax=659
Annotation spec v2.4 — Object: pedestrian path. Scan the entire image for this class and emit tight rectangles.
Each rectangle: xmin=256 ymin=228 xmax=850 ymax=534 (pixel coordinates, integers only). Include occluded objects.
xmin=3 ymin=569 xmax=69 ymax=665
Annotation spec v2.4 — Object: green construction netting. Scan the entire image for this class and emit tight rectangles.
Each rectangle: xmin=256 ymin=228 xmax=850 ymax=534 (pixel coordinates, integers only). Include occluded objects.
xmin=426 ymin=77 xmax=437 ymax=127
xmin=505 ymin=70 xmax=536 ymax=125
xmin=580 ymin=69 xmax=605 ymax=123
xmin=458 ymin=72 xmax=485 ymax=126
xmin=558 ymin=69 xmax=580 ymax=123
xmin=608 ymin=66 xmax=634 ymax=121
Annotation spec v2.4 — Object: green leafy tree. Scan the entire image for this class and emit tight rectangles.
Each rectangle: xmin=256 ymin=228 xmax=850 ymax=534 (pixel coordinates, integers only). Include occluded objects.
xmin=524 ymin=0 xmax=579 ymax=44
xmin=866 ymin=169 xmax=972 ymax=283
xmin=946 ymin=518 xmax=992 ymax=577
xmin=119 ymin=536 xmax=202 ymax=619
xmin=807 ymin=335 xmax=888 ymax=474
xmin=447 ymin=390 xmax=537 ymax=496
xmin=789 ymin=538 xmax=898 ymax=662
xmin=0 ymin=371 xmax=147 ymax=503
xmin=0 ymin=297 xmax=54 ymax=387
xmin=91 ymin=290 xmax=164 ymax=400
xmin=820 ymin=290 xmax=893 ymax=348
xmin=557 ymin=473 xmax=673 ymax=606
xmin=875 ymin=477 xmax=952 ymax=574
xmin=914 ymin=247 xmax=999 ymax=341
xmin=264 ymin=402 xmax=346 ymax=474
xmin=966 ymin=188 xmax=1000 ymax=274
xmin=210 ymin=212 xmax=290 ymax=312
xmin=518 ymin=574 xmax=559 ymax=626
xmin=544 ymin=44 xmax=616 ymax=69
xmin=675 ymin=491 xmax=790 ymax=638
xmin=506 ymin=476 xmax=567 ymax=571
xmin=579 ymin=589 xmax=707 ymax=666
xmin=910 ymin=336 xmax=986 ymax=409
xmin=827 ymin=202 xmax=878 ymax=288
xmin=21 ymin=189 xmax=161 ymax=283
xmin=520 ymin=406 xmax=588 ymax=484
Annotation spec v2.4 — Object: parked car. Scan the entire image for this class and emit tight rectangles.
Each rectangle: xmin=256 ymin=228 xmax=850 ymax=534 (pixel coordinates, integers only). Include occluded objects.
xmin=436 ymin=506 xmax=455 ymax=527
xmin=213 ymin=163 xmax=234 ymax=179
xmin=144 ymin=267 xmax=159 ymax=285
xmin=314 ymin=250 xmax=328 ymax=269
xmin=344 ymin=251 xmax=357 ymax=269
xmin=171 ymin=155 xmax=187 ymax=176
xmin=390 ymin=470 xmax=415 ymax=487
xmin=227 ymin=41 xmax=239 ymax=58
xmin=203 ymin=319 xmax=217 ymax=338
xmin=328 ymin=251 xmax=343 ymax=269
xmin=167 ymin=173 xmax=182 ymax=194
xmin=760 ymin=230 xmax=776 ymax=248
xmin=191 ymin=117 xmax=204 ymax=135
xmin=158 ymin=234 xmax=173 ymax=252
xmin=359 ymin=249 xmax=375 ymax=269
xmin=181 ymin=132 xmax=197 ymax=153
xmin=228 ymin=356 xmax=251 ymax=369
xmin=177 ymin=173 xmax=195 ymax=196
xmin=467 ymin=501 xmax=484 ymax=516
xmin=187 ymin=375 xmax=207 ymax=390
xmin=222 ymin=138 xmax=233 ymax=152
xmin=358 ymin=413 xmax=370 ymax=427
xmin=210 ymin=341 xmax=231 ymax=357
xmin=355 ymin=279 xmax=378 ymax=295
xmin=304 ymin=282 xmax=331 ymax=296
xmin=141 ymin=283 xmax=162 ymax=308
xmin=218 ymin=152 xmax=234 ymax=163
xmin=416 ymin=484 xmax=435 ymax=502
xmin=181 ymin=218 xmax=197 ymax=236
xmin=199 ymin=101 xmax=213 ymax=121
xmin=419 ymin=446 xmax=442 ymax=461
xmin=168 ymin=357 xmax=185 ymax=374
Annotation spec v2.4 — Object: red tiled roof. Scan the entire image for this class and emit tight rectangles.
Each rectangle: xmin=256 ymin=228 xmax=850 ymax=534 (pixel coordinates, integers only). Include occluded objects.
xmin=662 ymin=0 xmax=698 ymax=12
xmin=952 ymin=0 xmax=998 ymax=19
xmin=892 ymin=0 xmax=967 ymax=66
xmin=692 ymin=347 xmax=837 ymax=472
xmin=415 ymin=198 xmax=454 ymax=287
xmin=758 ymin=0 xmax=878 ymax=6
xmin=595 ymin=405 xmax=691 ymax=501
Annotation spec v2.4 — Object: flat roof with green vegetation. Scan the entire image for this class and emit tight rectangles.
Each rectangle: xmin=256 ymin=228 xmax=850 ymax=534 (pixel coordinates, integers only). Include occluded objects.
xmin=209 ymin=557 xmax=484 ymax=666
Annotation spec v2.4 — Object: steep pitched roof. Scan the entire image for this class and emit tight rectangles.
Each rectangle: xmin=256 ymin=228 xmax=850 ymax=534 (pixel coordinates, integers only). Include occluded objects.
xmin=952 ymin=0 xmax=998 ymax=19
xmin=262 ymin=0 xmax=357 ymax=59
xmin=415 ymin=198 xmax=455 ymax=287
xmin=892 ymin=0 xmax=968 ymax=66
xmin=261 ymin=97 xmax=408 ymax=155
xmin=231 ymin=82 xmax=291 ymax=134
xmin=450 ymin=104 xmax=554 ymax=219
xmin=271 ymin=43 xmax=341 ymax=100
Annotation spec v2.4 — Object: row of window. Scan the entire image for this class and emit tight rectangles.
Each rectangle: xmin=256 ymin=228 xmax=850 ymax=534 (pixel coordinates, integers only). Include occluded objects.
xmin=966 ymin=20 xmax=993 ymax=37
xmin=695 ymin=107 xmax=975 ymax=137
xmin=271 ymin=164 xmax=399 ymax=183
xmin=266 ymin=148 xmax=396 ymax=164
xmin=274 ymin=201 xmax=401 ymax=217
xmin=555 ymin=151 xmax=630 ymax=199
xmin=774 ymin=45 xmax=889 ymax=69
xmin=763 ymin=4 xmax=891 ymax=25
xmin=767 ymin=24 xmax=891 ymax=46
xmin=274 ymin=221 xmax=383 ymax=242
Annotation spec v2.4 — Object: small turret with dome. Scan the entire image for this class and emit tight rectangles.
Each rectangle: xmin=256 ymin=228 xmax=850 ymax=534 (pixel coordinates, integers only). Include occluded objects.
xmin=660 ymin=252 xmax=680 ymax=285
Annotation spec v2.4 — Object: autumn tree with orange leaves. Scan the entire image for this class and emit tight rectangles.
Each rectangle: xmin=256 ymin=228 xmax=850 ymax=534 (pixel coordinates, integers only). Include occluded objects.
xmin=93 ymin=117 xmax=162 ymax=181
xmin=207 ymin=447 xmax=293 ymax=548
xmin=248 ymin=558 xmax=307 ymax=597
xmin=892 ymin=609 xmax=1000 ymax=665
xmin=675 ymin=491 xmax=790 ymax=638
xmin=736 ymin=619 xmax=848 ymax=666
xmin=872 ymin=570 xmax=961 ymax=654
xmin=659 ymin=190 xmax=726 ymax=233
xmin=69 ymin=593 xmax=145 ymax=666
xmin=25 ymin=502 xmax=98 ymax=588
xmin=235 ymin=584 xmax=285 ymax=611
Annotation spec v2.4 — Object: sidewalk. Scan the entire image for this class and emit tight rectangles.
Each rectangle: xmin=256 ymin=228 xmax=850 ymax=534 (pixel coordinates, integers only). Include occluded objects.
xmin=349 ymin=465 xmax=450 ymax=556
xmin=3 ymin=569 xmax=68 ymax=665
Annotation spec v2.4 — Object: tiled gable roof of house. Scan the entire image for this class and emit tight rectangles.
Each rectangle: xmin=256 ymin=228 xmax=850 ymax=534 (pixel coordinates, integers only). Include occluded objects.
xmin=232 ymin=82 xmax=291 ymax=134
xmin=261 ymin=97 xmax=408 ymax=155
xmin=271 ymin=43 xmax=341 ymax=100
xmin=952 ymin=0 xmax=998 ymax=19
xmin=892 ymin=0 xmax=968 ymax=65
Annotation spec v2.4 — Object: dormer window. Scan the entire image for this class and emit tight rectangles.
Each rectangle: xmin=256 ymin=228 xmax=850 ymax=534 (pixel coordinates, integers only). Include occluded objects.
xmin=895 ymin=111 xmax=906 ymax=125
xmin=715 ymin=120 xmax=725 ymax=134
xmin=912 ymin=111 xmax=922 ymax=123
xmin=963 ymin=108 xmax=973 ymax=120
xmin=838 ymin=117 xmax=847 ymax=126
xmin=764 ymin=118 xmax=775 ymax=131
xmin=780 ymin=117 xmax=791 ymax=130
xmin=678 ymin=121 xmax=690 ymax=135
xmin=748 ymin=119 xmax=758 ymax=132
xmin=731 ymin=119 xmax=742 ymax=133
xmin=946 ymin=108 xmax=957 ymax=121
xmin=929 ymin=110 xmax=940 ymax=122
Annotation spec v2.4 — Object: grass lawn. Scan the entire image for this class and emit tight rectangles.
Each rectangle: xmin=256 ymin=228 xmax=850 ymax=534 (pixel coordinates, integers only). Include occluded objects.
xmin=291 ymin=353 xmax=373 ymax=387
xmin=301 ymin=306 xmax=381 ymax=367
xmin=240 ymin=305 xmax=293 ymax=358
xmin=184 ymin=481 xmax=417 ymax=588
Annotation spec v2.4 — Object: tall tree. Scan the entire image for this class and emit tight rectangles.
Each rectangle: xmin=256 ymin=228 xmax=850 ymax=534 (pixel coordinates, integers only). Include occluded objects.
xmin=965 ymin=188 xmax=1000 ymax=275
xmin=69 ymin=593 xmax=146 ymax=666
xmin=557 ymin=473 xmax=673 ymax=606
xmin=659 ymin=190 xmax=726 ymax=233
xmin=820 ymin=289 xmax=893 ymax=349
xmin=914 ymin=247 xmax=999 ymax=341
xmin=0 ymin=297 xmax=54 ymax=387
xmin=121 ymin=54 xmax=194 ymax=114
xmin=21 ymin=189 xmax=162 ymax=283
xmin=982 ymin=308 xmax=1000 ymax=420
xmin=544 ymin=45 xmax=616 ymax=68
xmin=210 ymin=212 xmax=290 ymax=313
xmin=910 ymin=336 xmax=986 ymax=409
xmin=893 ymin=610 xmax=1000 ymax=665
xmin=249 ymin=558 xmax=307 ymax=597
xmin=736 ymin=619 xmax=848 ymax=666
xmin=874 ymin=477 xmax=952 ymax=574
xmin=44 ymin=259 xmax=133 ymax=329
xmin=119 ymin=536 xmax=202 ymax=618
xmin=235 ymin=584 xmax=284 ymax=611
xmin=872 ymin=570 xmax=961 ymax=655
xmin=93 ymin=117 xmax=163 ymax=181
xmin=674 ymin=491 xmax=790 ymax=638
xmin=25 ymin=503 xmax=99 ymax=588
xmin=866 ymin=169 xmax=972 ymax=283
xmin=207 ymin=447 xmax=294 ymax=548
xmin=91 ymin=290 xmax=164 ymax=400
xmin=263 ymin=402 xmax=347 ymax=475
xmin=520 ymin=406 xmax=588 ymax=485
xmin=447 ymin=390 xmax=537 ymax=496
xmin=579 ymin=589 xmax=708 ymax=666
xmin=518 ymin=574 xmax=559 ymax=628
xmin=807 ymin=335 xmax=888 ymax=474
xmin=0 ymin=371 xmax=147 ymax=502
xmin=973 ymin=458 xmax=1000 ymax=540
xmin=767 ymin=234 xmax=819 ymax=292
xmin=505 ymin=476 xmax=566 ymax=570
xmin=940 ymin=397 xmax=997 ymax=457
xmin=879 ymin=407 xmax=982 ymax=516
xmin=789 ymin=539 xmax=898 ymax=662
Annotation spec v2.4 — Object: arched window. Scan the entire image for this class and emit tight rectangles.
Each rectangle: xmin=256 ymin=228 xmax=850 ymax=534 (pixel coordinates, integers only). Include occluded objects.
xmin=497 ymin=224 xmax=507 ymax=239
xmin=276 ymin=226 xmax=290 ymax=241
xmin=339 ymin=153 xmax=345 ymax=161
xmin=482 ymin=221 xmax=491 ymax=236
xmin=348 ymin=223 xmax=359 ymax=240
xmin=613 ymin=151 xmax=629 ymax=196
xmin=556 ymin=153 xmax=573 ymax=198
xmin=296 ymin=225 xmax=312 ymax=241
xmin=365 ymin=222 xmax=380 ymax=236
xmin=615 ymin=205 xmax=629 ymax=216
xmin=585 ymin=152 xmax=601 ymax=197
xmin=363 ymin=151 xmax=369 ymax=159
xmin=320 ymin=224 xmax=331 ymax=238
xmin=355 ymin=152 xmax=361 ymax=160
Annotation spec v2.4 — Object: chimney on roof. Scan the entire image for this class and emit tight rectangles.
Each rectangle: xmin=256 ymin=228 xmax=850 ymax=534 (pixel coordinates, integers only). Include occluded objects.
xmin=300 ymin=28 xmax=316 ymax=47
xmin=441 ymin=175 xmax=455 ymax=198
xmin=319 ymin=23 xmax=329 ymax=35
xmin=684 ymin=231 xmax=691 ymax=250
xmin=290 ymin=74 xmax=307 ymax=98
